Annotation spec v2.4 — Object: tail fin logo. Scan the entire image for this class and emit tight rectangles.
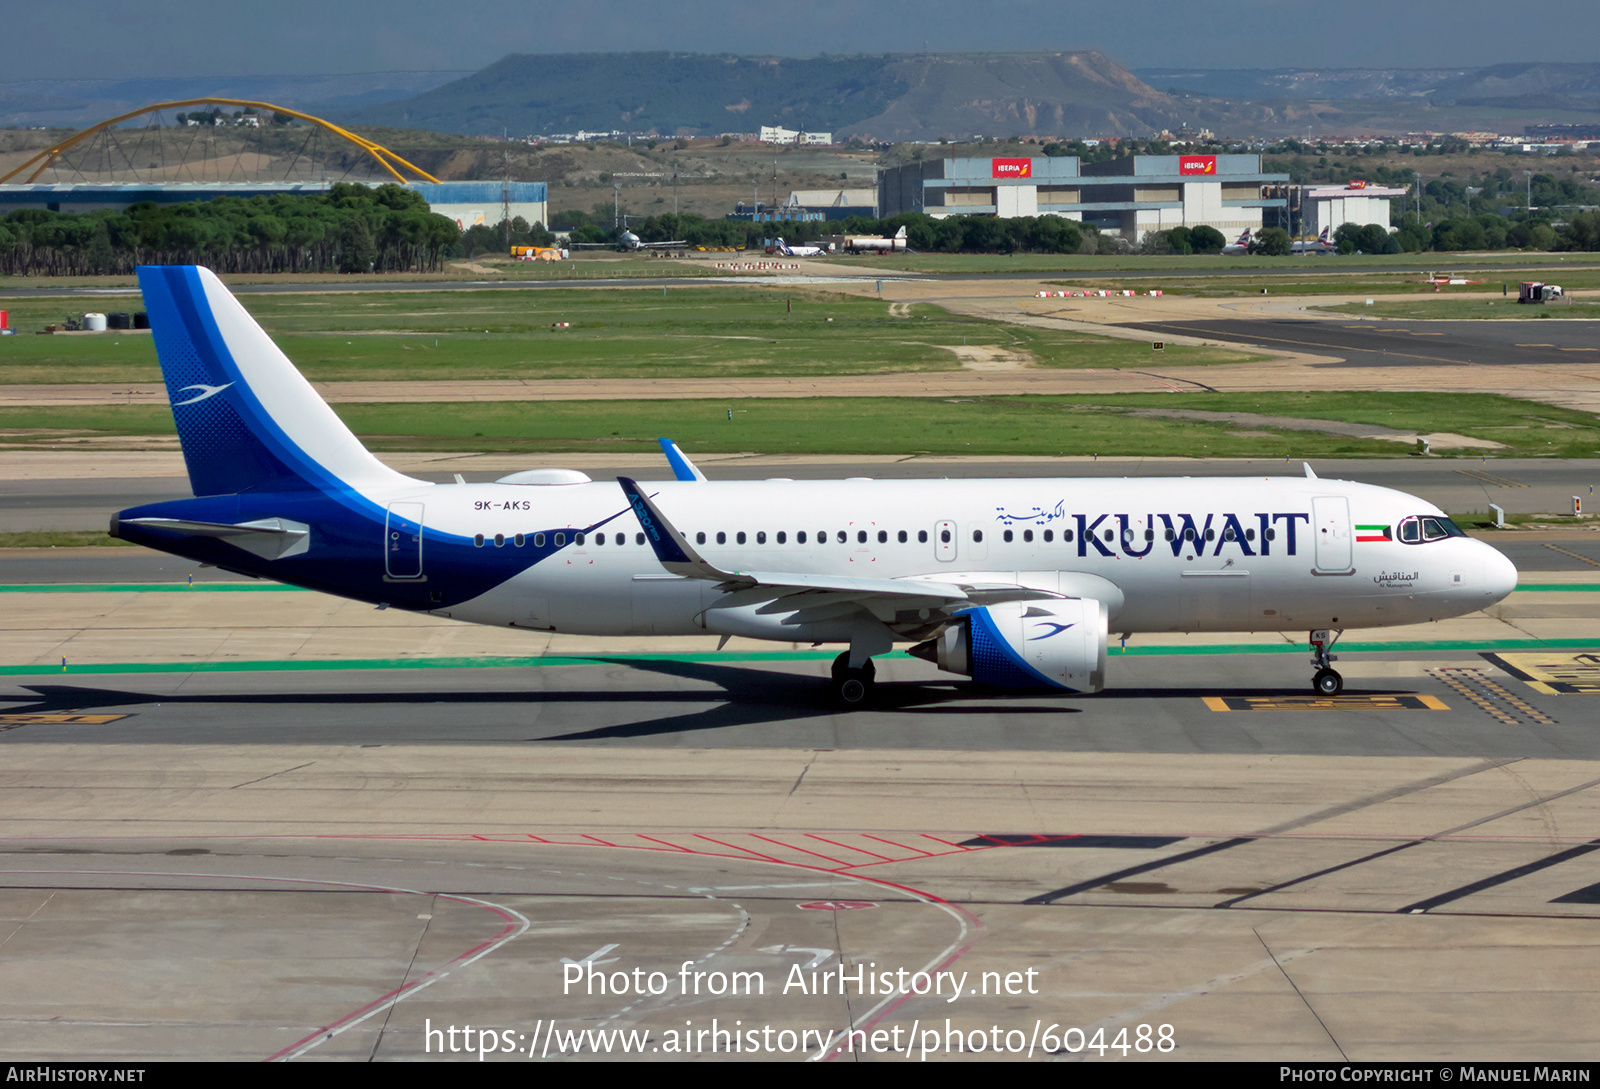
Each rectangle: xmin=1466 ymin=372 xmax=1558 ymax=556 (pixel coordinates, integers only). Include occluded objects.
xmin=173 ymin=382 xmax=234 ymax=406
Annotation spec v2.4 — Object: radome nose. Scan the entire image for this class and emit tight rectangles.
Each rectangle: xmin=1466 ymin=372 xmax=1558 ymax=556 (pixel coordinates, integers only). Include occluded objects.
xmin=1480 ymin=543 xmax=1518 ymax=603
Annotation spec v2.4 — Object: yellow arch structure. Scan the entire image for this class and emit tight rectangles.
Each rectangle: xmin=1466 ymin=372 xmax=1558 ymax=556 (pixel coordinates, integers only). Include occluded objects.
xmin=0 ymin=98 xmax=441 ymax=185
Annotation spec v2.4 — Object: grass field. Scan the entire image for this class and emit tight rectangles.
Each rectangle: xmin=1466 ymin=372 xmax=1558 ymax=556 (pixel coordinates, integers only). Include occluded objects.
xmin=3 ymin=392 xmax=1594 ymax=459
xmin=0 ymin=286 xmax=1253 ymax=384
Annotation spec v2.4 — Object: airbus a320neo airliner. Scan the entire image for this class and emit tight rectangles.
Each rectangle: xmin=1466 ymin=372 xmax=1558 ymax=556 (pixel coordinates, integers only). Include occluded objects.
xmin=111 ymin=267 xmax=1518 ymax=705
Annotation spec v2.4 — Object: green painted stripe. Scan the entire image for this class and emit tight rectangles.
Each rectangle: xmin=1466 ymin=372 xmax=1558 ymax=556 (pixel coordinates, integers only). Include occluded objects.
xmin=9 ymin=637 xmax=1600 ymax=676
xmin=0 ymin=583 xmax=303 ymax=593
xmin=1515 ymin=583 xmax=1600 ymax=592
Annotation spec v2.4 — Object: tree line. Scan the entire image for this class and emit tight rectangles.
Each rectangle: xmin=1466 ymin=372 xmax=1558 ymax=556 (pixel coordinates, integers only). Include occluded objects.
xmin=0 ymin=184 xmax=461 ymax=276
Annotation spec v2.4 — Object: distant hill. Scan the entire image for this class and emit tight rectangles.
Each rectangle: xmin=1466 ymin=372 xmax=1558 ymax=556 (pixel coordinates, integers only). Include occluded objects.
xmin=343 ymin=53 xmax=911 ymax=138
xmin=1428 ymin=63 xmax=1600 ymax=110
xmin=333 ymin=54 xmax=1600 ymax=142
xmin=343 ymin=51 xmax=1218 ymax=140
xmin=1135 ymin=68 xmax=1471 ymax=101
xmin=846 ymin=53 xmax=1190 ymax=140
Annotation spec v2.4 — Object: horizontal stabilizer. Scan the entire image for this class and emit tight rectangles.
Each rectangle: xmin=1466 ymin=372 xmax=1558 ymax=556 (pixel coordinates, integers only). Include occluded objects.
xmin=119 ymin=516 xmax=310 ymax=560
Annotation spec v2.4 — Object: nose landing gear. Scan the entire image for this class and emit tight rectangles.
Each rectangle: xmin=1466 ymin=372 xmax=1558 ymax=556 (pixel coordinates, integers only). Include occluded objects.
xmin=1310 ymin=628 xmax=1343 ymax=696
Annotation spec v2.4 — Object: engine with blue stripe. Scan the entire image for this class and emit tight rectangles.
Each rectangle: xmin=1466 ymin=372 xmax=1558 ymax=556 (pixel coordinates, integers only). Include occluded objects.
xmin=911 ymin=600 xmax=1108 ymax=692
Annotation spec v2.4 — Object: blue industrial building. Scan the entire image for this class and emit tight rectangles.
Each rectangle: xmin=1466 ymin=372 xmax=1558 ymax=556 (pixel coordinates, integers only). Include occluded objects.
xmin=0 ymin=181 xmax=549 ymax=229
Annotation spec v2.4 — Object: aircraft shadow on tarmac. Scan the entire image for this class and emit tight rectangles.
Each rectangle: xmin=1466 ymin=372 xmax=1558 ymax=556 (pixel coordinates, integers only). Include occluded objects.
xmin=2 ymin=653 xmax=1438 ymax=745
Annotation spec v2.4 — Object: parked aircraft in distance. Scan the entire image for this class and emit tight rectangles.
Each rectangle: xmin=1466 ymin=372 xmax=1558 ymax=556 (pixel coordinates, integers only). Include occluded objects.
xmin=112 ymin=267 xmax=1518 ymax=705
xmin=842 ymin=225 xmax=908 ymax=253
xmin=773 ymin=237 xmax=828 ymax=257
xmin=1292 ymin=227 xmax=1334 ymax=254
xmin=1221 ymin=229 xmax=1252 ymax=255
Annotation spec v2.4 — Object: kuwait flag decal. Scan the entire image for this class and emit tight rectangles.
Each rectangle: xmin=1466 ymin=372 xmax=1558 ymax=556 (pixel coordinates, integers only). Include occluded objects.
xmin=1356 ymin=524 xmax=1392 ymax=542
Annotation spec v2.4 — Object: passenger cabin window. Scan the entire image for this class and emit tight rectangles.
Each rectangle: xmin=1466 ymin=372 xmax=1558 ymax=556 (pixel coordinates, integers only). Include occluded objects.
xmin=575 ymin=533 xmax=585 ymax=546
xmin=534 ymin=533 xmax=546 ymax=547
xmin=797 ymin=531 xmax=807 ymax=544
xmin=494 ymin=533 xmax=505 ymax=547
xmin=514 ymin=533 xmax=525 ymax=547
xmin=716 ymin=532 xmax=726 ymax=545
xmin=696 ymin=531 xmax=706 ymax=545
xmin=940 ymin=529 xmax=951 ymax=544
xmin=877 ymin=530 xmax=888 ymax=544
xmin=973 ymin=529 xmax=984 ymax=543
xmin=1064 ymin=530 xmax=1074 ymax=542
xmin=1003 ymin=530 xmax=1013 ymax=543
xmin=1023 ymin=529 xmax=1034 ymax=542
xmin=857 ymin=531 xmax=867 ymax=544
xmin=474 ymin=534 xmax=485 ymax=548
xmin=898 ymin=530 xmax=907 ymax=543
xmin=1043 ymin=529 xmax=1053 ymax=543
xmin=837 ymin=531 xmax=847 ymax=543
xmin=918 ymin=530 xmax=928 ymax=544
xmin=554 ymin=532 xmax=566 ymax=546
xmin=736 ymin=532 xmax=746 ymax=544
xmin=636 ymin=533 xmax=645 ymax=545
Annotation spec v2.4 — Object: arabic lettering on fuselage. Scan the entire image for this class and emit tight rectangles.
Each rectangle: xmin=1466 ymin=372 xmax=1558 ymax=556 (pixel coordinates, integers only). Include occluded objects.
xmin=994 ymin=501 xmax=1067 ymax=526
xmin=996 ymin=508 xmax=1314 ymax=558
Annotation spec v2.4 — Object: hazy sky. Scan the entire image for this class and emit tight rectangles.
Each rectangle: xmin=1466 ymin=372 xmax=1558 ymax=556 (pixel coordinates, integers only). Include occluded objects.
xmin=3 ymin=0 xmax=1595 ymax=81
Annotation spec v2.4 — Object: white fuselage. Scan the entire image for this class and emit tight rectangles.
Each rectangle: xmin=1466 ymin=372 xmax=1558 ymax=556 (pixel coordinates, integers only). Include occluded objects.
xmin=391 ymin=475 xmax=1516 ymax=640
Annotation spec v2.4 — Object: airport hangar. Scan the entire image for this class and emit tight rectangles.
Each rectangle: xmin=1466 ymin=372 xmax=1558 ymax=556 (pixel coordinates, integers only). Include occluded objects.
xmin=878 ymin=153 xmax=1289 ymax=242
xmin=0 ymin=180 xmax=549 ymax=232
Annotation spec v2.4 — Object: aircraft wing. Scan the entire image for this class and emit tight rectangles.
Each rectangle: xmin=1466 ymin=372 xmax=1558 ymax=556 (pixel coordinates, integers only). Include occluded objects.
xmin=617 ymin=477 xmax=1060 ymax=611
xmin=637 ymin=240 xmax=687 ymax=249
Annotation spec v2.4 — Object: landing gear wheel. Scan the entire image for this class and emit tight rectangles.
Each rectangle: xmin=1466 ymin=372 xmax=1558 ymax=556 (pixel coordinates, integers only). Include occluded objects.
xmin=832 ymin=668 xmax=875 ymax=706
xmin=1313 ymin=668 xmax=1344 ymax=697
xmin=831 ymin=653 xmax=874 ymax=683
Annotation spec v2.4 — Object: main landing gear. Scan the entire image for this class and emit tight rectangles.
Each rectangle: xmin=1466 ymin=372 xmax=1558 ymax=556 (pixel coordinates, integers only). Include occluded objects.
xmin=1310 ymin=628 xmax=1343 ymax=696
xmin=828 ymin=623 xmax=892 ymax=707
xmin=831 ymin=652 xmax=876 ymax=706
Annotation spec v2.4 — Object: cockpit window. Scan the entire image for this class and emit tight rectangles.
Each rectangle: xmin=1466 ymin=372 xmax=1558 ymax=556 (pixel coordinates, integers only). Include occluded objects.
xmin=1399 ymin=515 xmax=1467 ymax=544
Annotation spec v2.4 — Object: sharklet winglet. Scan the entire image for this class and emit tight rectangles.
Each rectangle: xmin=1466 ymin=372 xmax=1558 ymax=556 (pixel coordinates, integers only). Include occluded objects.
xmin=617 ymin=476 xmax=746 ymax=583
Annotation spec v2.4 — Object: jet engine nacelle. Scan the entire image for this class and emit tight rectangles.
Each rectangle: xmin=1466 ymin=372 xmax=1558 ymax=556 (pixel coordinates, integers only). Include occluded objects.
xmin=912 ymin=600 xmax=1108 ymax=693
